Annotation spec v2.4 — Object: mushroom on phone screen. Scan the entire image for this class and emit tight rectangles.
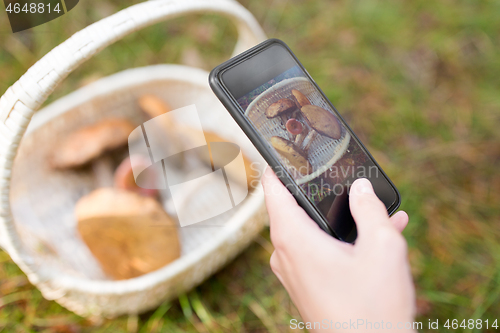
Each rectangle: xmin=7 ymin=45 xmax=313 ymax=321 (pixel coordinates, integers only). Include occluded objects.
xmin=271 ymin=136 xmax=312 ymax=175
xmin=290 ymin=89 xmax=311 ymax=146
xmin=266 ymin=98 xmax=297 ymax=140
xmin=291 ymin=89 xmax=311 ymax=108
xmin=286 ymin=118 xmax=303 ymax=135
xmin=301 ymin=105 xmax=342 ymax=151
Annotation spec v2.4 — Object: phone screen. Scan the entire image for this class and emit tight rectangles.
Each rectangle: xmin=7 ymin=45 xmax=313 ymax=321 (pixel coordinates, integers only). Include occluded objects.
xmin=220 ymin=42 xmax=399 ymax=242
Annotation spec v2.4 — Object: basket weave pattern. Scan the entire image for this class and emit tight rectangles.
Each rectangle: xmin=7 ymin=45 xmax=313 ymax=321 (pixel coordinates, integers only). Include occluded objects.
xmin=0 ymin=0 xmax=267 ymax=317
xmin=246 ymin=78 xmax=351 ymax=184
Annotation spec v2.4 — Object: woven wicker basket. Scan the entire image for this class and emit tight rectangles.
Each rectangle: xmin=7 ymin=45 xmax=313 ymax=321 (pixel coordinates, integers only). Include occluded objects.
xmin=0 ymin=0 xmax=267 ymax=318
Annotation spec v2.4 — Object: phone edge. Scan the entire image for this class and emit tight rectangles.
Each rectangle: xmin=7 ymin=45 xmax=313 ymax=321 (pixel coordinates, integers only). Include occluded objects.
xmin=209 ymin=38 xmax=402 ymax=240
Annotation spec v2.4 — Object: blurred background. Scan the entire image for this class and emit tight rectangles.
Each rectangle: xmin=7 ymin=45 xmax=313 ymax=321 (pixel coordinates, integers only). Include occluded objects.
xmin=0 ymin=0 xmax=499 ymax=331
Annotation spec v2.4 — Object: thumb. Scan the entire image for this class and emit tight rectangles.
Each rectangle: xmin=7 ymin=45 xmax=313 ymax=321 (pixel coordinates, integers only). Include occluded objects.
xmin=349 ymin=178 xmax=393 ymax=240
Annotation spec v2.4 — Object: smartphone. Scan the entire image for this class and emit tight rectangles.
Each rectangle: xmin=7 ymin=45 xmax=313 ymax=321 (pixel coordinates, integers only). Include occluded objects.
xmin=209 ymin=39 xmax=400 ymax=243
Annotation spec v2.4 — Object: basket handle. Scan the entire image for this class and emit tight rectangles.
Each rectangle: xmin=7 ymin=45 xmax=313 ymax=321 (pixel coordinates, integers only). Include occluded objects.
xmin=0 ymin=0 xmax=265 ymax=252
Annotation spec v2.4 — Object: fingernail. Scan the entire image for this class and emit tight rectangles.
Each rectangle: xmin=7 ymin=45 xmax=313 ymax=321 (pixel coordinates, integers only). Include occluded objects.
xmin=355 ymin=178 xmax=374 ymax=194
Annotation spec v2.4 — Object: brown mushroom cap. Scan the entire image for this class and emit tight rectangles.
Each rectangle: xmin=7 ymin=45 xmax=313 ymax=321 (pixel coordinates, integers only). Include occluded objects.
xmin=265 ymin=98 xmax=297 ymax=118
xmin=291 ymin=89 xmax=311 ymax=107
xmin=51 ymin=119 xmax=135 ymax=169
xmin=300 ymin=105 xmax=342 ymax=140
xmin=76 ymin=188 xmax=180 ymax=280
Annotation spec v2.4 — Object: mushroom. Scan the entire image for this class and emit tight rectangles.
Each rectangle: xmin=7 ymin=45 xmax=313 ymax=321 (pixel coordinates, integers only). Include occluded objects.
xmin=161 ymin=127 xmax=260 ymax=189
xmin=138 ymin=94 xmax=172 ymax=118
xmin=271 ymin=136 xmax=312 ymax=175
xmin=137 ymin=94 xmax=188 ymax=168
xmin=290 ymin=89 xmax=312 ymax=146
xmin=286 ymin=118 xmax=303 ymax=135
xmin=138 ymin=94 xmax=259 ymax=190
xmin=266 ymin=98 xmax=297 ymax=140
xmin=137 ymin=94 xmax=179 ymax=141
xmin=114 ymin=156 xmax=158 ymax=197
xmin=300 ymin=105 xmax=342 ymax=152
xmin=291 ymin=89 xmax=311 ymax=108
xmin=51 ymin=118 xmax=135 ymax=186
xmin=76 ymin=188 xmax=180 ymax=280
xmin=295 ymin=126 xmax=310 ymax=147
xmin=266 ymin=98 xmax=296 ymax=118
xmin=303 ymin=130 xmax=318 ymax=152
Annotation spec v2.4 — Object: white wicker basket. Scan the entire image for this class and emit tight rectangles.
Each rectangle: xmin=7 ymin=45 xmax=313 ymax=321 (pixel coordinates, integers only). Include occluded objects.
xmin=0 ymin=0 xmax=267 ymax=318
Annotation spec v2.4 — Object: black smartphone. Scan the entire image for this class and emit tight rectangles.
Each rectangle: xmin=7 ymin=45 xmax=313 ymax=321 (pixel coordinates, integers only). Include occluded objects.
xmin=209 ymin=39 xmax=400 ymax=243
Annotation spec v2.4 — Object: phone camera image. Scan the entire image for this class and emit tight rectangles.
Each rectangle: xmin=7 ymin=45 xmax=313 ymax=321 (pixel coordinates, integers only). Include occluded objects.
xmin=236 ymin=65 xmax=364 ymax=241
xmin=213 ymin=40 xmax=399 ymax=242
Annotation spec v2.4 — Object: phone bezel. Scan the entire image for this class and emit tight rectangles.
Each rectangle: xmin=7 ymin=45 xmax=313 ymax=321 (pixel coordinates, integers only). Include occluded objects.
xmin=209 ymin=38 xmax=401 ymax=241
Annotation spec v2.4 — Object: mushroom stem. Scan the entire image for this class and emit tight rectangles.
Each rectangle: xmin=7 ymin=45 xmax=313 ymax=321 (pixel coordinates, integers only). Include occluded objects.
xmin=303 ymin=130 xmax=318 ymax=152
xmin=92 ymin=156 xmax=115 ymax=188
xmin=295 ymin=126 xmax=309 ymax=146
xmin=290 ymin=109 xmax=302 ymax=141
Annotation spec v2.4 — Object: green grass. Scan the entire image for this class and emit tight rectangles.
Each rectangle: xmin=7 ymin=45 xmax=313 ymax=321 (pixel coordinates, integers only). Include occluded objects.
xmin=1 ymin=0 xmax=500 ymax=331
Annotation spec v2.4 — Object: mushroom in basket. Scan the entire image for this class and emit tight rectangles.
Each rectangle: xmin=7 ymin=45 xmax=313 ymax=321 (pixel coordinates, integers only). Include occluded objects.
xmin=291 ymin=89 xmax=311 ymax=108
xmin=50 ymin=118 xmax=135 ymax=186
xmin=76 ymin=188 xmax=180 ymax=280
xmin=286 ymin=118 xmax=303 ymax=136
xmin=51 ymin=116 xmax=180 ymax=280
xmin=114 ymin=156 xmax=158 ymax=197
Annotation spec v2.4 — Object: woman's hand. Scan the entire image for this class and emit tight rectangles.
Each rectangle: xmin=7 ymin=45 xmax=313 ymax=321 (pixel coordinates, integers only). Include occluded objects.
xmin=262 ymin=167 xmax=416 ymax=332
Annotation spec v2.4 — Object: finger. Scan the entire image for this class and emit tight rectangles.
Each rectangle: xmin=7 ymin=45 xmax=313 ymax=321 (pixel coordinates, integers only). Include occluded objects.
xmin=261 ymin=167 xmax=301 ymax=212
xmin=389 ymin=211 xmax=409 ymax=233
xmin=349 ymin=178 xmax=393 ymax=239
xmin=261 ymin=167 xmax=349 ymax=252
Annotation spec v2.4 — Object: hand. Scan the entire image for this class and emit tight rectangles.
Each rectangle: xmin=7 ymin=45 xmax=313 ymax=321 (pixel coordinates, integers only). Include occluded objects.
xmin=262 ymin=167 xmax=416 ymax=332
